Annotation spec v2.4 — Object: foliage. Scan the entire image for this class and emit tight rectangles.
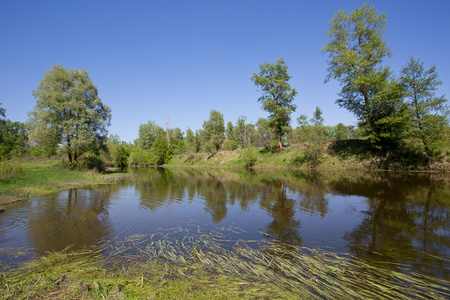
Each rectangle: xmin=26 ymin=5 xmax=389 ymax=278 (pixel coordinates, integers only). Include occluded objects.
xmin=136 ymin=120 xmax=164 ymax=151
xmin=0 ymin=160 xmax=25 ymax=181
xmin=292 ymin=109 xmax=330 ymax=168
xmin=167 ymin=127 xmax=185 ymax=155
xmin=251 ymin=58 xmax=297 ymax=149
xmin=255 ymin=117 xmax=274 ymax=149
xmin=311 ymin=106 xmax=324 ymax=126
xmin=333 ymin=123 xmax=349 ymax=140
xmin=0 ymin=119 xmax=28 ymax=158
xmin=112 ymin=144 xmax=130 ymax=168
xmin=322 ymin=3 xmax=408 ymax=149
xmin=184 ymin=128 xmax=196 ymax=153
xmin=400 ymin=57 xmax=449 ymax=161
xmin=0 ymin=104 xmax=28 ymax=159
xmin=29 ymin=64 xmax=111 ymax=163
xmin=128 ymin=147 xmax=150 ymax=166
xmin=240 ymin=150 xmax=257 ymax=169
xmin=202 ymin=110 xmax=225 ymax=153
xmin=151 ymin=135 xmax=170 ymax=165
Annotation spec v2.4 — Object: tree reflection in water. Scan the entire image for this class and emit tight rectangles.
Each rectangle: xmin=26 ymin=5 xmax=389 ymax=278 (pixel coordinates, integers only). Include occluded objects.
xmin=26 ymin=187 xmax=116 ymax=255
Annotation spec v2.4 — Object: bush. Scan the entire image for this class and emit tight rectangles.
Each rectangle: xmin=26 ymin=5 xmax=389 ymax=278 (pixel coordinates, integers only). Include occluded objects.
xmin=59 ymin=156 xmax=106 ymax=172
xmin=240 ymin=150 xmax=257 ymax=169
xmin=0 ymin=160 xmax=25 ymax=180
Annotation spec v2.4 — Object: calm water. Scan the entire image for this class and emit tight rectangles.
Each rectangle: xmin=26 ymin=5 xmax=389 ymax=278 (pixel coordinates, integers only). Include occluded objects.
xmin=0 ymin=168 xmax=449 ymax=280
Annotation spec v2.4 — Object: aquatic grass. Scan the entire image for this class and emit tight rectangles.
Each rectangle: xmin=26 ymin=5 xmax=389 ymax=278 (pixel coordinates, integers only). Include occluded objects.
xmin=1 ymin=223 xmax=449 ymax=299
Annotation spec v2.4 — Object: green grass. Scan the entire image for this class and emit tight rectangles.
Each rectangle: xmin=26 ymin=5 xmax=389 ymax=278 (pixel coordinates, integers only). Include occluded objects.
xmin=2 ymin=225 xmax=448 ymax=299
xmin=0 ymin=158 xmax=131 ymax=207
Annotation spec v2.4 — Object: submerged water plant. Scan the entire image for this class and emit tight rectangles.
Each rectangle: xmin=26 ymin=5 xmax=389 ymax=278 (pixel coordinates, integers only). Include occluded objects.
xmin=2 ymin=222 xmax=447 ymax=299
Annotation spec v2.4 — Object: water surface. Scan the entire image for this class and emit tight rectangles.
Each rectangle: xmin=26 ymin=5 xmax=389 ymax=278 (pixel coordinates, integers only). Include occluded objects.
xmin=0 ymin=168 xmax=449 ymax=280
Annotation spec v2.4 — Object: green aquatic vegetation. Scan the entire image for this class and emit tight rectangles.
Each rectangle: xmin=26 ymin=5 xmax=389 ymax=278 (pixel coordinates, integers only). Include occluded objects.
xmin=2 ymin=223 xmax=448 ymax=299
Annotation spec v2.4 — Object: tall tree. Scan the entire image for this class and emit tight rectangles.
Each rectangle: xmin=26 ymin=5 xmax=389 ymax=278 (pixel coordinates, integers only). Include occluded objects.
xmin=29 ymin=64 xmax=111 ymax=163
xmin=202 ymin=110 xmax=225 ymax=152
xmin=400 ymin=57 xmax=449 ymax=161
xmin=251 ymin=58 xmax=297 ymax=150
xmin=322 ymin=3 xmax=407 ymax=148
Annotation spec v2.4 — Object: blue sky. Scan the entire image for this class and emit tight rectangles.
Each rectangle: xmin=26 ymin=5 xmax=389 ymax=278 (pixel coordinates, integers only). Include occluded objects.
xmin=1 ymin=0 xmax=449 ymax=143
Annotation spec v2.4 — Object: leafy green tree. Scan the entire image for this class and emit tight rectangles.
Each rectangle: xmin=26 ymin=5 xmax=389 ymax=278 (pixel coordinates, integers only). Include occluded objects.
xmin=0 ymin=103 xmax=5 ymax=119
xmin=399 ymin=57 xmax=449 ymax=161
xmin=334 ymin=123 xmax=349 ymax=140
xmin=112 ymin=144 xmax=130 ymax=168
xmin=165 ymin=127 xmax=185 ymax=155
xmin=223 ymin=121 xmax=238 ymax=150
xmin=136 ymin=121 xmax=164 ymax=151
xmin=29 ymin=64 xmax=111 ymax=163
xmin=311 ymin=107 xmax=324 ymax=127
xmin=251 ymin=58 xmax=297 ymax=150
xmin=202 ymin=110 xmax=225 ymax=152
xmin=151 ymin=135 xmax=169 ymax=165
xmin=0 ymin=104 xmax=28 ymax=158
xmin=322 ymin=3 xmax=407 ymax=148
xmin=235 ymin=116 xmax=248 ymax=149
xmin=255 ymin=117 xmax=274 ymax=148
xmin=0 ymin=119 xmax=28 ymax=158
xmin=185 ymin=128 xmax=196 ymax=153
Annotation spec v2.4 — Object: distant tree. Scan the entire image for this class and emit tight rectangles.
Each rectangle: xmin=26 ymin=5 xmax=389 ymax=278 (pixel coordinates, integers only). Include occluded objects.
xmin=334 ymin=123 xmax=349 ymax=140
xmin=400 ymin=57 xmax=449 ymax=161
xmin=296 ymin=114 xmax=308 ymax=127
xmin=109 ymin=134 xmax=121 ymax=146
xmin=235 ymin=116 xmax=248 ymax=149
xmin=245 ymin=123 xmax=256 ymax=148
xmin=311 ymin=107 xmax=324 ymax=127
xmin=223 ymin=121 xmax=238 ymax=150
xmin=194 ymin=129 xmax=203 ymax=153
xmin=322 ymin=3 xmax=408 ymax=148
xmin=136 ymin=121 xmax=164 ymax=151
xmin=151 ymin=135 xmax=169 ymax=165
xmin=202 ymin=110 xmax=225 ymax=152
xmin=255 ymin=117 xmax=274 ymax=148
xmin=251 ymin=58 xmax=297 ymax=150
xmin=0 ymin=114 xmax=28 ymax=158
xmin=185 ymin=128 xmax=196 ymax=153
xmin=29 ymin=64 xmax=111 ymax=163
xmin=112 ymin=144 xmax=130 ymax=168
xmin=0 ymin=103 xmax=5 ymax=119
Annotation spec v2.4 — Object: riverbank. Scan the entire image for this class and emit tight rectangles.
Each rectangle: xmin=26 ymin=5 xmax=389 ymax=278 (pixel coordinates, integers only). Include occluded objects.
xmin=0 ymin=158 xmax=131 ymax=209
xmin=167 ymin=143 xmax=450 ymax=172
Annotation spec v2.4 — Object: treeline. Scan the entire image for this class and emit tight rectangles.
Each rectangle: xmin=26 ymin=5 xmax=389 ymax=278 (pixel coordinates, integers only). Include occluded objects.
xmin=103 ymin=107 xmax=362 ymax=168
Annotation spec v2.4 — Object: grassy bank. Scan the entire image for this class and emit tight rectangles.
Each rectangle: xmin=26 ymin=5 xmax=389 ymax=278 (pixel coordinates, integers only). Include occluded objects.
xmin=168 ymin=142 xmax=450 ymax=172
xmin=1 ymin=226 xmax=448 ymax=299
xmin=0 ymin=158 xmax=130 ymax=208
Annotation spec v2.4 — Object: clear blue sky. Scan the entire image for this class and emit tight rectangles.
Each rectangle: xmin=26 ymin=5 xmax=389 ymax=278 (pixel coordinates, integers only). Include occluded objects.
xmin=1 ymin=0 xmax=449 ymax=143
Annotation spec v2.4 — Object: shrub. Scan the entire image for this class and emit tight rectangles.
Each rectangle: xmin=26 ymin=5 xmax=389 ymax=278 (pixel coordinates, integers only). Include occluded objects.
xmin=240 ymin=150 xmax=257 ymax=169
xmin=0 ymin=160 xmax=25 ymax=180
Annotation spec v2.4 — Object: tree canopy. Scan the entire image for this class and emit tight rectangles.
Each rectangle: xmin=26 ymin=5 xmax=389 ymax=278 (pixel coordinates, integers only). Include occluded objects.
xmin=322 ymin=3 xmax=407 ymax=148
xmin=400 ymin=57 xmax=449 ymax=160
xmin=251 ymin=58 xmax=297 ymax=149
xmin=29 ymin=64 xmax=111 ymax=162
